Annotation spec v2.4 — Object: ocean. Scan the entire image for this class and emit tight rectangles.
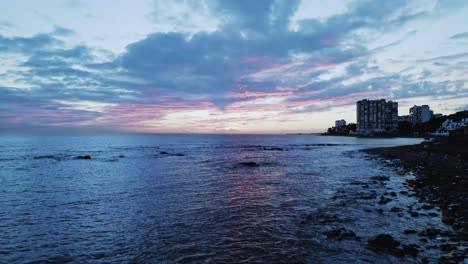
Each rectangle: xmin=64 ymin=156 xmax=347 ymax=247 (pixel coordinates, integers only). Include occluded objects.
xmin=0 ymin=134 xmax=450 ymax=263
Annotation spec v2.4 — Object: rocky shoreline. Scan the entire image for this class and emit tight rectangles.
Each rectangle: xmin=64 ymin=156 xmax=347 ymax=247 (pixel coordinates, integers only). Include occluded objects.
xmin=363 ymin=137 xmax=468 ymax=262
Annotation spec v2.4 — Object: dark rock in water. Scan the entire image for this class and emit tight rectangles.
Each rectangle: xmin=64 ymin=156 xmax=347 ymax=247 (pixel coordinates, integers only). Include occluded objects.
xmin=371 ymin=175 xmax=390 ymax=181
xmin=239 ymin=162 xmax=260 ymax=167
xmin=421 ymin=204 xmax=434 ymax=210
xmin=34 ymin=155 xmax=56 ymax=159
xmin=350 ymin=180 xmax=365 ymax=185
xmin=419 ymin=228 xmax=440 ymax=238
xmin=357 ymin=190 xmax=377 ymax=200
xmin=378 ymin=196 xmax=392 ymax=205
xmin=400 ymin=243 xmax=419 ymax=256
xmin=301 ymin=212 xmax=351 ymax=225
xmin=160 ymin=151 xmax=184 ymax=157
xmin=440 ymin=243 xmax=457 ymax=252
xmin=263 ymin=147 xmax=285 ymax=151
xmin=439 ymin=254 xmax=466 ymax=264
xmin=74 ymin=155 xmax=91 ymax=160
xmin=404 ymin=229 xmax=418 ymax=235
xmin=368 ymin=234 xmax=400 ymax=250
xmin=410 ymin=212 xmax=419 ymax=217
xmin=323 ymin=227 xmax=359 ymax=240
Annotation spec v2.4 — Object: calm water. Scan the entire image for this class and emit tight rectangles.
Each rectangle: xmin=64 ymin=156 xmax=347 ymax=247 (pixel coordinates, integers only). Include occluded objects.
xmin=1 ymin=134 xmax=450 ymax=263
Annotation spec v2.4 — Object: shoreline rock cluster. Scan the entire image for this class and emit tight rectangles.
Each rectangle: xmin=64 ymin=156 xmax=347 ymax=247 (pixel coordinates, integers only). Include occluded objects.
xmin=363 ymin=137 xmax=468 ymax=260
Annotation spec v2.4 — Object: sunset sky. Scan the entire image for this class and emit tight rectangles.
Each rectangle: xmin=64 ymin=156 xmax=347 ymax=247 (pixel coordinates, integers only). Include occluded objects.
xmin=1 ymin=0 xmax=468 ymax=133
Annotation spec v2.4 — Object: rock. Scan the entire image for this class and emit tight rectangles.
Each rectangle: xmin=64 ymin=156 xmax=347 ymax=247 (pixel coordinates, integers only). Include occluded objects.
xmin=400 ymin=243 xmax=419 ymax=256
xmin=350 ymin=181 xmax=365 ymax=185
xmin=410 ymin=212 xmax=419 ymax=217
xmin=160 ymin=151 xmax=184 ymax=157
xmin=74 ymin=155 xmax=91 ymax=160
xmin=239 ymin=162 xmax=260 ymax=167
xmin=378 ymin=196 xmax=392 ymax=205
xmin=440 ymin=243 xmax=457 ymax=252
xmin=357 ymin=191 xmax=377 ymax=200
xmin=301 ymin=212 xmax=350 ymax=225
xmin=421 ymin=204 xmax=434 ymax=210
xmin=404 ymin=229 xmax=418 ymax=235
xmin=419 ymin=228 xmax=440 ymax=238
xmin=368 ymin=234 xmax=400 ymax=250
xmin=371 ymin=176 xmax=390 ymax=181
xmin=263 ymin=147 xmax=285 ymax=151
xmin=323 ymin=227 xmax=359 ymax=240
xmin=34 ymin=155 xmax=55 ymax=159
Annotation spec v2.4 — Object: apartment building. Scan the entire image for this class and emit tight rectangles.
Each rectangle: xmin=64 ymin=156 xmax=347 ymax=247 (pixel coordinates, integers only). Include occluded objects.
xmin=356 ymin=99 xmax=398 ymax=133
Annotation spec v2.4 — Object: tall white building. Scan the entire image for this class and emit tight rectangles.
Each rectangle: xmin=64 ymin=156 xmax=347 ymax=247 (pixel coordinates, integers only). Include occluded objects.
xmin=409 ymin=105 xmax=433 ymax=125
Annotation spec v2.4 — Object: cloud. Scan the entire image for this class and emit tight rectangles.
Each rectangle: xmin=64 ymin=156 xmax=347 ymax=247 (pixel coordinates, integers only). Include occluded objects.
xmin=151 ymin=0 xmax=221 ymax=33
xmin=116 ymin=0 xmax=423 ymax=101
xmin=52 ymin=26 xmax=75 ymax=36
xmin=0 ymin=33 xmax=62 ymax=54
xmin=416 ymin=52 xmax=468 ymax=62
xmin=1 ymin=0 xmax=467 ymax=132
xmin=450 ymin=32 xmax=468 ymax=40
xmin=62 ymin=0 xmax=84 ymax=8
xmin=0 ymin=21 xmax=13 ymax=29
xmin=454 ymin=105 xmax=468 ymax=111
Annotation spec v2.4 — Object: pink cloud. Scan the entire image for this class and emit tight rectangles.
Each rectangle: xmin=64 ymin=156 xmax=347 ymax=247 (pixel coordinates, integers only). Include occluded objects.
xmin=95 ymin=102 xmax=219 ymax=125
xmin=245 ymin=62 xmax=303 ymax=78
xmin=225 ymin=90 xmax=384 ymax=113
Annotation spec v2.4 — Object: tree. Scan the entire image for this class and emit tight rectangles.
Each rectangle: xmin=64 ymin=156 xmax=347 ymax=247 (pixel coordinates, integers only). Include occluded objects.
xmin=346 ymin=123 xmax=357 ymax=132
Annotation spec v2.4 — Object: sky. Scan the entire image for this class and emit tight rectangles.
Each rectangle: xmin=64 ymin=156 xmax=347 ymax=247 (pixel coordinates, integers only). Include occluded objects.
xmin=1 ymin=0 xmax=467 ymax=134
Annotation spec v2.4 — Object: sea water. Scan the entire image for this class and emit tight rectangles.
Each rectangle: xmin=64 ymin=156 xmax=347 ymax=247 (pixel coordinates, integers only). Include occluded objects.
xmin=2 ymin=134 xmax=451 ymax=263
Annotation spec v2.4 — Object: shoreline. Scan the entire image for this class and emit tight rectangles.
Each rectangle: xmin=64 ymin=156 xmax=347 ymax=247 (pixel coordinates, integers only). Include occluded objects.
xmin=321 ymin=133 xmax=425 ymax=139
xmin=362 ymin=137 xmax=467 ymax=256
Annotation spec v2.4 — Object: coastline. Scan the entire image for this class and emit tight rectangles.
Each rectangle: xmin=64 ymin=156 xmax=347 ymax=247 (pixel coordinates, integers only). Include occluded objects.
xmin=321 ymin=133 xmax=424 ymax=139
xmin=362 ymin=137 xmax=467 ymax=258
